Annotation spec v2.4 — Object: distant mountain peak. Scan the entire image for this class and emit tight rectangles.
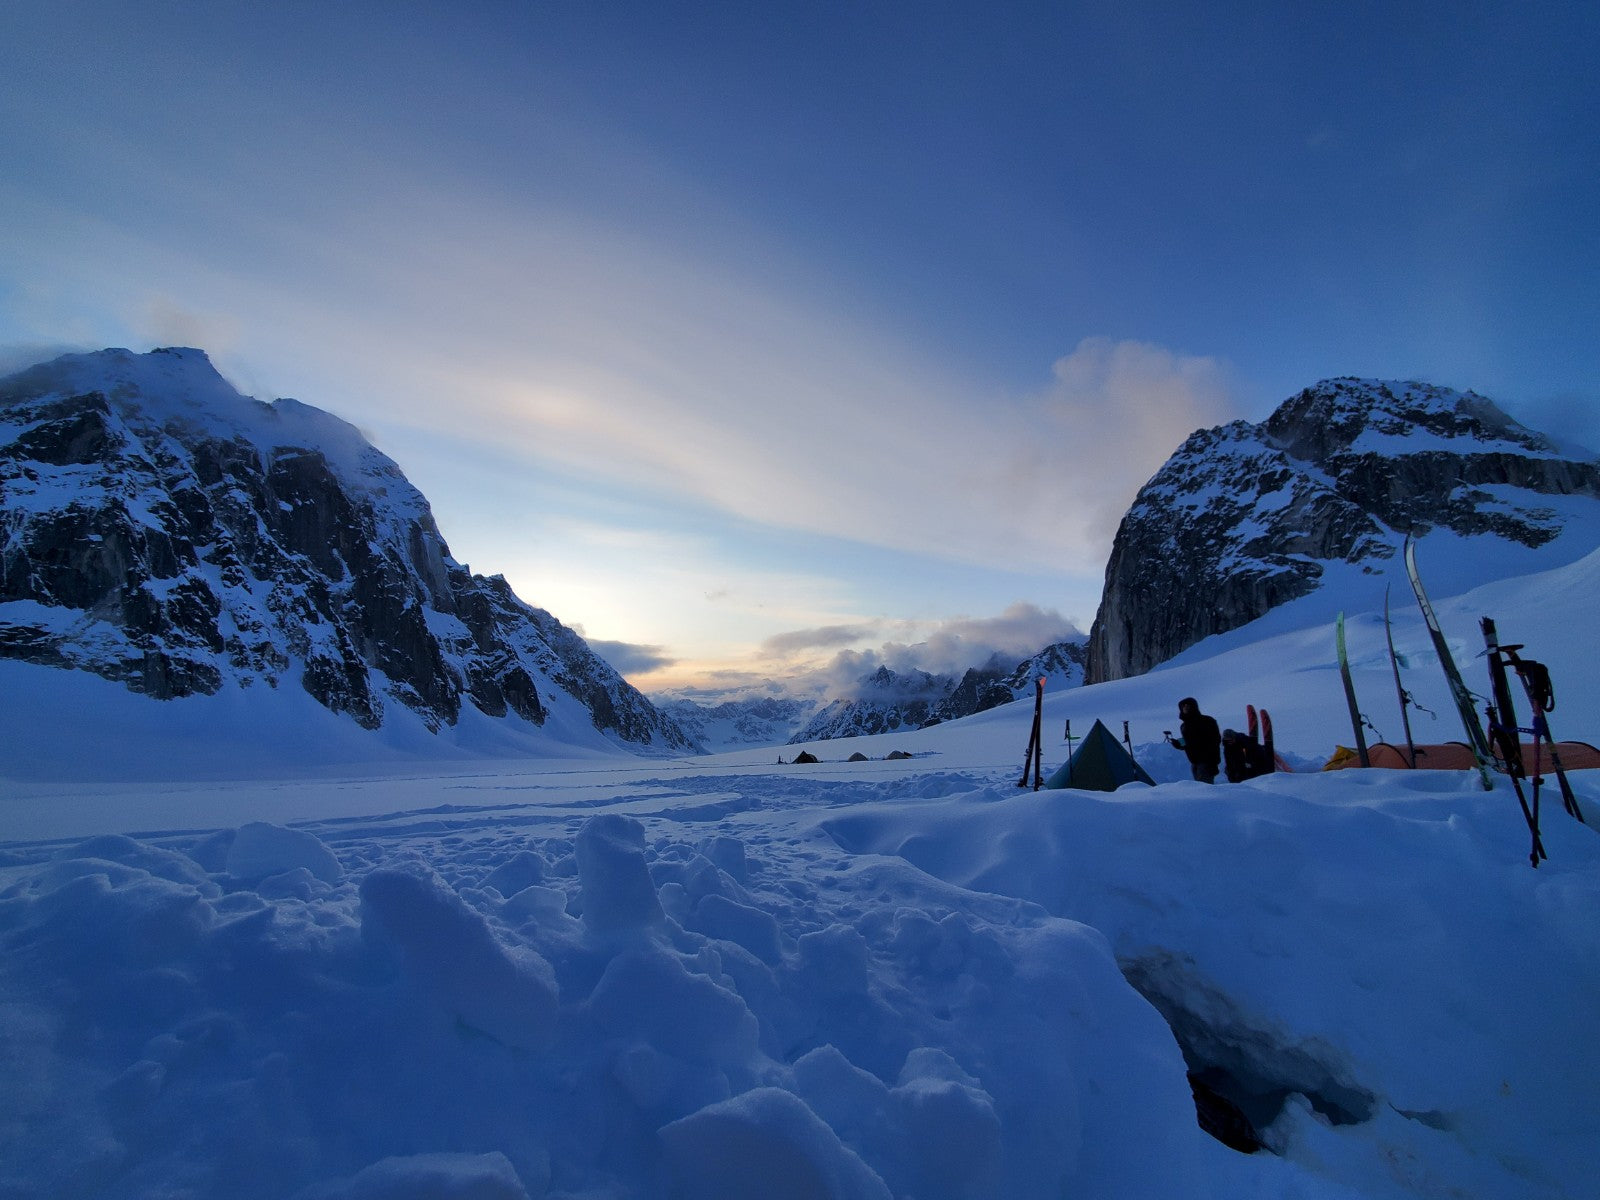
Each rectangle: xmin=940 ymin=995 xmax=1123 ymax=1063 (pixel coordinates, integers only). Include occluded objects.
xmin=786 ymin=640 xmax=1087 ymax=745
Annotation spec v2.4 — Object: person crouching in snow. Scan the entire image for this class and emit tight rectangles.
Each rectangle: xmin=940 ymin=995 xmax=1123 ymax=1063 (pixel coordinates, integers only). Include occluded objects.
xmin=1172 ymin=697 xmax=1222 ymax=783
xmin=1222 ymin=729 xmax=1250 ymax=782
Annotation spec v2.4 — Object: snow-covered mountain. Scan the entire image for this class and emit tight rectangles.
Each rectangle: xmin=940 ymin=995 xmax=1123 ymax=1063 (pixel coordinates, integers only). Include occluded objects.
xmin=0 ymin=347 xmax=697 ymax=754
xmin=1002 ymin=638 xmax=1088 ymax=695
xmin=1087 ymin=378 xmax=1600 ymax=683
xmin=655 ymin=692 xmax=820 ymax=753
xmin=789 ymin=664 xmax=948 ymax=743
xmin=788 ymin=640 xmax=1086 ymax=744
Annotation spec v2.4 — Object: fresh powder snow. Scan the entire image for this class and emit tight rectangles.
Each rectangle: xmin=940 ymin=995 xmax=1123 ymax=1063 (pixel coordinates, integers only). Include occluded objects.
xmin=2 ymin=546 xmax=1598 ymax=1199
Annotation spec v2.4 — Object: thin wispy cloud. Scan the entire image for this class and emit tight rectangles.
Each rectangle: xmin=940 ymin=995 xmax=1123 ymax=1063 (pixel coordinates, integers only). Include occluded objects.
xmin=136 ymin=296 xmax=242 ymax=359
xmin=884 ymin=602 xmax=1084 ymax=677
xmin=759 ymin=624 xmax=883 ymax=659
xmin=818 ymin=649 xmax=950 ymax=701
xmin=586 ymin=640 xmax=676 ymax=676
xmin=4 ymin=78 xmax=1236 ymax=591
xmin=0 ymin=129 xmax=1236 ymax=690
xmin=0 ymin=341 xmax=93 ymax=376
xmin=1001 ymin=337 xmax=1240 ymax=552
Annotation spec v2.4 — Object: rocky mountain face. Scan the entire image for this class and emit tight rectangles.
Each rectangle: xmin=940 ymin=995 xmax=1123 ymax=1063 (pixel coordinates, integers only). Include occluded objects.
xmin=1086 ymin=378 xmax=1600 ymax=684
xmin=788 ymin=640 xmax=1086 ymax=744
xmin=1003 ymin=640 xmax=1088 ymax=696
xmin=0 ymin=347 xmax=698 ymax=752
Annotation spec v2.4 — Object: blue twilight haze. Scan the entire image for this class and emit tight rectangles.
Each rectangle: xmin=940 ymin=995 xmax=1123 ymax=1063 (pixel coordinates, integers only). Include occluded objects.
xmin=1 ymin=1 xmax=1594 ymax=689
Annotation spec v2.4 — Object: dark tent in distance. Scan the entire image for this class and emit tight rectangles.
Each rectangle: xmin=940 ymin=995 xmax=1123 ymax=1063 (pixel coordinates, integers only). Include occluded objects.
xmin=792 ymin=751 xmax=820 ymax=764
xmin=847 ymin=752 xmax=869 ymax=762
xmin=1044 ymin=719 xmax=1156 ymax=792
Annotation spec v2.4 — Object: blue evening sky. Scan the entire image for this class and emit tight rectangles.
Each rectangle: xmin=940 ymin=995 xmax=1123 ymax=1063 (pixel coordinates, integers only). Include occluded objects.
xmin=2 ymin=1 xmax=1595 ymax=691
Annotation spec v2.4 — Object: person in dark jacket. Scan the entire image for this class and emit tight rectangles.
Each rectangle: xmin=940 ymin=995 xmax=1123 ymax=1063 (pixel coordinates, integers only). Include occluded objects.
xmin=1172 ymin=697 xmax=1222 ymax=783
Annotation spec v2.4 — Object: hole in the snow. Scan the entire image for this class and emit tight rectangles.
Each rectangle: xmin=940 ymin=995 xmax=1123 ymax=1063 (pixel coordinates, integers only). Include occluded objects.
xmin=1121 ymin=951 xmax=1377 ymax=1154
xmin=1187 ymin=1069 xmax=1265 ymax=1153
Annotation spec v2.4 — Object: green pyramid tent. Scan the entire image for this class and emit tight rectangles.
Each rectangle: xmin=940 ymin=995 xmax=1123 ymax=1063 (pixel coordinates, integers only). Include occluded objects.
xmin=1044 ymin=719 xmax=1155 ymax=791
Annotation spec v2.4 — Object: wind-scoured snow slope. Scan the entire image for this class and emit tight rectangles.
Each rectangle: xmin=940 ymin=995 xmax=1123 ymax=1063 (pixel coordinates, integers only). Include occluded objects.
xmin=2 ymin=540 xmax=1597 ymax=1199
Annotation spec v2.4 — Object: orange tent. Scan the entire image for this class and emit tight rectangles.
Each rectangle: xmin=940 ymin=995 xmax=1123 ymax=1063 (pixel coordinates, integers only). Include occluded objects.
xmin=1323 ymin=741 xmax=1600 ymax=772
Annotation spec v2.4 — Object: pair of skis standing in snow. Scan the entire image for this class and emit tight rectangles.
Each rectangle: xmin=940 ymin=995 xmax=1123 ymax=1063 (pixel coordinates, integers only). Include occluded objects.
xmin=1341 ymin=535 xmax=1588 ymax=867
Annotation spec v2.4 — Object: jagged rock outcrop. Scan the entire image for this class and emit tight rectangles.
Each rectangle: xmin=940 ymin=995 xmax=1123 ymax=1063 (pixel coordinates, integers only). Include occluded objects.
xmin=1086 ymin=378 xmax=1600 ymax=683
xmin=0 ymin=347 xmax=698 ymax=752
xmin=936 ymin=661 xmax=1015 ymax=723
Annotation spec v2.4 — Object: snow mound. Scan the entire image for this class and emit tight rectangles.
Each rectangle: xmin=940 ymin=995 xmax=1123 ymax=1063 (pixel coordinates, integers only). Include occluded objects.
xmin=295 ymin=1152 xmax=534 ymax=1200
xmin=361 ymin=861 xmax=559 ymax=1052
xmin=0 ymin=799 xmax=1239 ymax=1199
xmin=659 ymin=1086 xmax=892 ymax=1200
xmin=227 ymin=821 xmax=345 ymax=884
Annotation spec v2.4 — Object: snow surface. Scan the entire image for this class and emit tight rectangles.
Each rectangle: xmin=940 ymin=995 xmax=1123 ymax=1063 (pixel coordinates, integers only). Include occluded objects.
xmin=3 ymin=545 xmax=1600 ymax=1199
